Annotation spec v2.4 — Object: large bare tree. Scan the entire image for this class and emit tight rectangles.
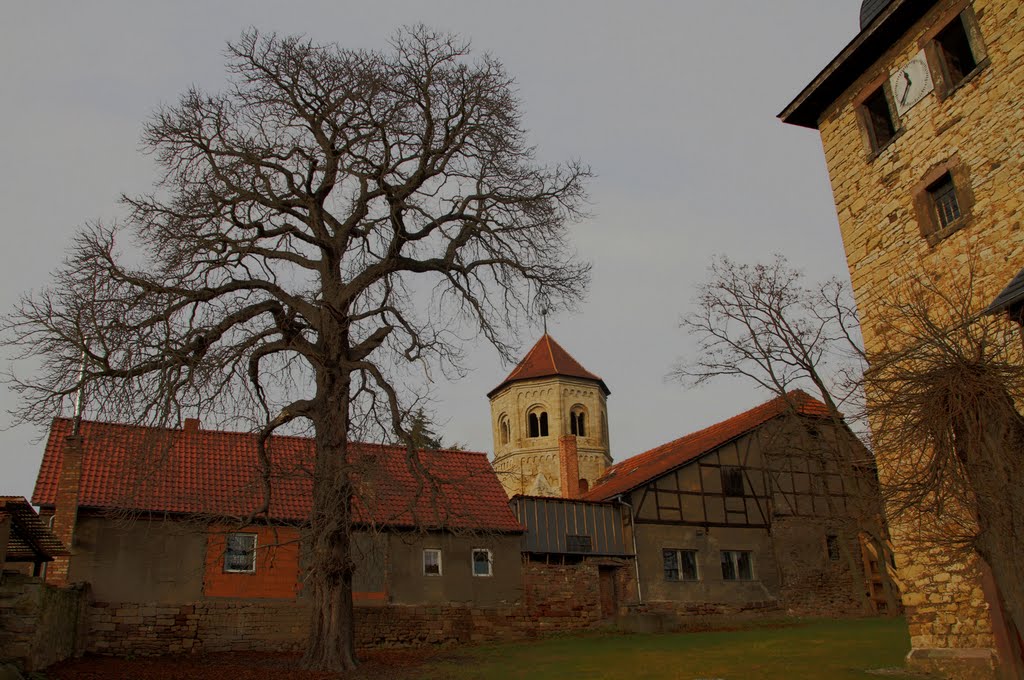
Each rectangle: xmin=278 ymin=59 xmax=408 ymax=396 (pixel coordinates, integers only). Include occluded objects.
xmin=5 ymin=28 xmax=590 ymax=670
xmin=865 ymin=262 xmax=1024 ymax=651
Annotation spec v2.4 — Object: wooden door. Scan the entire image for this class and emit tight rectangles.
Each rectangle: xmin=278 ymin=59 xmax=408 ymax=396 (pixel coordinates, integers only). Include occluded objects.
xmin=598 ymin=566 xmax=617 ymax=618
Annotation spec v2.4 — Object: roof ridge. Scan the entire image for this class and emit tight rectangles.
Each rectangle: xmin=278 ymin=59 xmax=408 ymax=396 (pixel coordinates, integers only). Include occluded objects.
xmin=51 ymin=416 xmax=487 ymax=457
xmin=586 ymin=389 xmax=831 ymax=500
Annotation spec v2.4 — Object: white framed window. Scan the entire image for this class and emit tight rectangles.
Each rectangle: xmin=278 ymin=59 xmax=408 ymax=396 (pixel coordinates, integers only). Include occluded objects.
xmin=663 ymin=548 xmax=699 ymax=581
xmin=423 ymin=548 xmax=442 ymax=576
xmin=471 ymin=548 xmax=493 ymax=577
xmin=224 ymin=533 xmax=257 ymax=573
xmin=720 ymin=550 xmax=754 ymax=581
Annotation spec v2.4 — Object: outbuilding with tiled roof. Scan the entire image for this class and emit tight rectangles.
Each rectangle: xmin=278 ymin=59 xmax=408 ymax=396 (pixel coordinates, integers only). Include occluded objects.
xmin=34 ymin=418 xmax=523 ymax=606
xmin=582 ymin=390 xmax=898 ymax=616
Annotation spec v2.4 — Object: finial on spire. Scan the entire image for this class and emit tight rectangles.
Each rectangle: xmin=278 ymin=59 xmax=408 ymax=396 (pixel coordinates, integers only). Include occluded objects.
xmin=541 ymin=307 xmax=548 ymax=335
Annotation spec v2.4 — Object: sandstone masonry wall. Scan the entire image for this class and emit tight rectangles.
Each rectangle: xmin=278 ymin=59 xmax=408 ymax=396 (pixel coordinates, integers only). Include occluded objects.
xmin=0 ymin=574 xmax=88 ymax=671
xmin=83 ymin=558 xmax=620 ymax=656
xmin=810 ymin=0 xmax=1023 ymax=673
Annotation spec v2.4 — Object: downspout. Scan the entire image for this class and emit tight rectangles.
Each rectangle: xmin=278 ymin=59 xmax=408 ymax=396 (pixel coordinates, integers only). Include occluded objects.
xmin=616 ymin=494 xmax=642 ymax=603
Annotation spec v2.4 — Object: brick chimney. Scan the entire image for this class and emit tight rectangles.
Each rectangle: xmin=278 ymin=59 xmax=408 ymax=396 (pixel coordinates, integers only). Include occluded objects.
xmin=46 ymin=434 xmax=83 ymax=585
xmin=183 ymin=418 xmax=201 ymax=432
xmin=558 ymin=435 xmax=580 ymax=499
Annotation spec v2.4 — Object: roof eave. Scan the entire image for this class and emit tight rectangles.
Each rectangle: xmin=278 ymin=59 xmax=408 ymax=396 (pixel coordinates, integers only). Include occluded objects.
xmin=487 ymin=374 xmax=610 ymax=399
xmin=778 ymin=0 xmax=940 ymax=129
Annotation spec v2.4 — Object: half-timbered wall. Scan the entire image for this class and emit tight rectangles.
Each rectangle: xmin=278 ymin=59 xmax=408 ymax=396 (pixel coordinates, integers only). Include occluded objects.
xmin=627 ymin=416 xmax=880 ymax=614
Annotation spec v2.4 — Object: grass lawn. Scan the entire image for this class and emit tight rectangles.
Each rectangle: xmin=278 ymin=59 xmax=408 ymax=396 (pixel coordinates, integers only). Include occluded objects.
xmin=47 ymin=617 xmax=936 ymax=679
xmin=419 ymin=617 xmax=932 ymax=680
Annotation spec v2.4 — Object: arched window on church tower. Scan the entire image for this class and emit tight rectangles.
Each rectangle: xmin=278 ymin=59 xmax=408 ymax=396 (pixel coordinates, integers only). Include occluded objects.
xmin=499 ymin=415 xmax=510 ymax=445
xmin=570 ymin=405 xmax=587 ymax=437
xmin=528 ymin=408 xmax=548 ymax=438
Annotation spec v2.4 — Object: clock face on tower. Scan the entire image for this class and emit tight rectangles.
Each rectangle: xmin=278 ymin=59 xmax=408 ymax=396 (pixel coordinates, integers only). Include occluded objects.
xmin=890 ymin=50 xmax=934 ymax=116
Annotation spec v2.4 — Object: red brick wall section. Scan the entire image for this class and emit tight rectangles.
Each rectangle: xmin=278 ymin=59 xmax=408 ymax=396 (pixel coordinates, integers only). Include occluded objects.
xmin=558 ymin=436 xmax=580 ymax=499
xmin=202 ymin=526 xmax=301 ymax=599
xmin=46 ymin=435 xmax=83 ymax=586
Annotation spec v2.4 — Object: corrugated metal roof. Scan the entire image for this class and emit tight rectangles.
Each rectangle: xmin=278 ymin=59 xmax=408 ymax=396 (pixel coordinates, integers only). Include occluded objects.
xmin=509 ymin=495 xmax=630 ymax=556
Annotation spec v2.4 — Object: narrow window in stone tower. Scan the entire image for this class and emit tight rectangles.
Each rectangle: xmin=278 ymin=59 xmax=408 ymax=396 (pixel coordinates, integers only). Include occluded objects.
xmin=570 ymin=405 xmax=586 ymax=437
xmin=862 ymin=86 xmax=896 ymax=152
xmin=928 ymin=173 xmax=961 ymax=229
xmin=528 ymin=410 xmax=548 ymax=438
xmin=499 ymin=416 xmax=510 ymax=445
xmin=935 ymin=14 xmax=977 ymax=88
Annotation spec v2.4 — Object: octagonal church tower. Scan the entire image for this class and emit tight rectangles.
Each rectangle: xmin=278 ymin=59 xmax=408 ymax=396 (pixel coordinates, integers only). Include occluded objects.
xmin=489 ymin=334 xmax=611 ymax=498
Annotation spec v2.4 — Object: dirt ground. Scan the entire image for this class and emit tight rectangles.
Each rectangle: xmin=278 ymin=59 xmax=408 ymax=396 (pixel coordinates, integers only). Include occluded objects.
xmin=43 ymin=649 xmax=450 ymax=680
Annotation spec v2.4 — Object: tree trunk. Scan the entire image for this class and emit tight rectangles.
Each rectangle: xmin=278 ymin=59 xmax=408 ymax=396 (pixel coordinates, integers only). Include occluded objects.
xmin=302 ymin=370 xmax=359 ymax=671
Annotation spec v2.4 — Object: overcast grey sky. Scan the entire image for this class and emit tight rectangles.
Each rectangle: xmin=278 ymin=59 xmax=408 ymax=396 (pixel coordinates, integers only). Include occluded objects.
xmin=0 ymin=2 xmax=861 ymax=499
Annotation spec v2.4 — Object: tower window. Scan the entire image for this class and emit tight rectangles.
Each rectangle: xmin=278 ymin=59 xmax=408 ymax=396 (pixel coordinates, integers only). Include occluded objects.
xmin=912 ymin=157 xmax=973 ymax=244
xmin=570 ymin=405 xmax=587 ymax=437
xmin=528 ymin=410 xmax=548 ymax=438
xmin=928 ymin=173 xmax=961 ymax=229
xmin=499 ymin=415 xmax=510 ymax=445
xmin=926 ymin=6 xmax=987 ymax=99
xmin=935 ymin=15 xmax=977 ymax=88
xmin=861 ymin=86 xmax=896 ymax=153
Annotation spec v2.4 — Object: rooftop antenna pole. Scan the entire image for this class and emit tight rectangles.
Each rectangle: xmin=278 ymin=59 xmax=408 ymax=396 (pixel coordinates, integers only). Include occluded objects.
xmin=72 ymin=348 xmax=87 ymax=436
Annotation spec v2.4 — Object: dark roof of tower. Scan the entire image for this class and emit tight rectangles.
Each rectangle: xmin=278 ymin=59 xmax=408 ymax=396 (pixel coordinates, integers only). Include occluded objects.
xmin=779 ymin=0 xmax=941 ymax=129
xmin=487 ymin=334 xmax=609 ymax=398
xmin=860 ymin=0 xmax=893 ymax=30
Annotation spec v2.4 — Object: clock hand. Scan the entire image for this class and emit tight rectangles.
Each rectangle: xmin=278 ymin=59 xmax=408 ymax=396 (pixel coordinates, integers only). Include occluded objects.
xmin=900 ymin=71 xmax=912 ymax=105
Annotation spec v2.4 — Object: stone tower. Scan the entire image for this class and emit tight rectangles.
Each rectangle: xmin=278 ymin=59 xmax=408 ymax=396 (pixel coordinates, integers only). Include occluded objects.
xmin=780 ymin=0 xmax=1024 ymax=676
xmin=488 ymin=334 xmax=611 ymax=498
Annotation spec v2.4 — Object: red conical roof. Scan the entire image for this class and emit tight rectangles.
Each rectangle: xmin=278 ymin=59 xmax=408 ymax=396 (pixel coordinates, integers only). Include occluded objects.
xmin=487 ymin=334 xmax=609 ymax=397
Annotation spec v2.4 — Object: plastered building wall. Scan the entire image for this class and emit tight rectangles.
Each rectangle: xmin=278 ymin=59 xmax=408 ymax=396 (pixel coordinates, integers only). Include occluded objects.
xmin=490 ymin=376 xmax=611 ymax=497
xmin=812 ymin=0 xmax=1022 ymax=666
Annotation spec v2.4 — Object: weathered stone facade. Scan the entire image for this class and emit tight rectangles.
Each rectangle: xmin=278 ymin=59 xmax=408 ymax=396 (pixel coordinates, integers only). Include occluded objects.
xmin=81 ymin=558 xmax=628 ymax=656
xmin=781 ymin=0 xmax=1024 ymax=675
xmin=491 ymin=375 xmax=611 ymax=497
xmin=0 ymin=574 xmax=88 ymax=671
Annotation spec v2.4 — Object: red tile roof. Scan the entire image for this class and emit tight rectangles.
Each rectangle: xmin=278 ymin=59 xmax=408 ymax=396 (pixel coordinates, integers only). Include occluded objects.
xmin=33 ymin=419 xmax=521 ymax=533
xmin=488 ymin=334 xmax=609 ymax=397
xmin=584 ymin=390 xmax=832 ymax=501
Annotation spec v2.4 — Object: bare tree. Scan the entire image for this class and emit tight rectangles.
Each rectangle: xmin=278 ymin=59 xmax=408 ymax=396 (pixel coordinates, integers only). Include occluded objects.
xmin=4 ymin=27 xmax=590 ymax=670
xmin=865 ymin=260 xmax=1024 ymax=646
xmin=674 ymin=254 xmax=899 ymax=613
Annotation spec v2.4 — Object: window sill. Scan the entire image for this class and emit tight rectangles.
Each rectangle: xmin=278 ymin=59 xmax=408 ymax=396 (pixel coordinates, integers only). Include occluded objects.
xmin=938 ymin=58 xmax=989 ymax=101
xmin=924 ymin=214 xmax=972 ymax=247
xmin=865 ymin=127 xmax=905 ymax=163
